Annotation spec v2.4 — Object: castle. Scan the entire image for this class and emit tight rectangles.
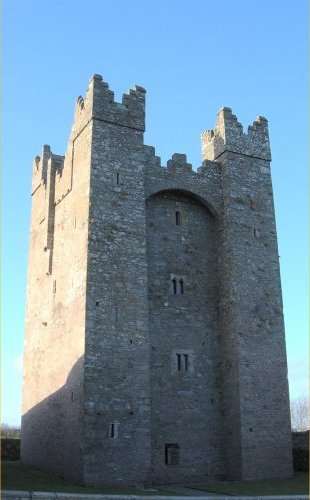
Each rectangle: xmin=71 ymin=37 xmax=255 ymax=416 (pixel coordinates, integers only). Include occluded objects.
xmin=21 ymin=74 xmax=293 ymax=486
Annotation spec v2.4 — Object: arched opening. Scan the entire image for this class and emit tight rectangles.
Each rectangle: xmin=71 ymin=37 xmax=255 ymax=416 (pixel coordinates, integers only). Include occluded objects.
xmin=146 ymin=188 xmax=219 ymax=475
xmin=146 ymin=188 xmax=217 ymax=218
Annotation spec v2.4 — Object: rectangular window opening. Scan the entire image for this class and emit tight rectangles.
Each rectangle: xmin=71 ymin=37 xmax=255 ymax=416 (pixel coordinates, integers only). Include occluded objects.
xmin=175 ymin=211 xmax=181 ymax=226
xmin=170 ymin=276 xmax=184 ymax=295
xmin=165 ymin=443 xmax=180 ymax=465
xmin=116 ymin=172 xmax=120 ymax=185
xmin=175 ymin=352 xmax=192 ymax=373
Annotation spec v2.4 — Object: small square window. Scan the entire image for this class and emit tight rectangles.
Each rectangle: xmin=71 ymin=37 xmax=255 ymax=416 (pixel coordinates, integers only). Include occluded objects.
xmin=176 ymin=353 xmax=189 ymax=372
xmin=172 ymin=350 xmax=193 ymax=374
xmin=170 ymin=275 xmax=185 ymax=295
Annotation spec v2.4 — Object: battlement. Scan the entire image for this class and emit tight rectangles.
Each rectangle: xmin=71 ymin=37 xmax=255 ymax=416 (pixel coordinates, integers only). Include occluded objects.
xmin=31 ymin=145 xmax=51 ymax=193
xmin=143 ymin=145 xmax=222 ymax=183
xmin=71 ymin=74 xmax=146 ymax=139
xmin=201 ymin=107 xmax=271 ymax=161
xmin=31 ymin=145 xmax=64 ymax=195
xmin=167 ymin=153 xmax=193 ymax=173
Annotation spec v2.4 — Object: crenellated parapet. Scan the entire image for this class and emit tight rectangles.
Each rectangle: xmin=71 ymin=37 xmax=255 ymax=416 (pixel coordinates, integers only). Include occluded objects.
xmin=143 ymin=147 xmax=222 ymax=215
xmin=143 ymin=145 xmax=161 ymax=168
xmin=31 ymin=145 xmax=51 ymax=194
xmin=69 ymin=74 xmax=146 ymax=142
xmin=201 ymin=107 xmax=271 ymax=161
xmin=143 ymin=147 xmax=220 ymax=178
xmin=31 ymin=146 xmax=64 ymax=196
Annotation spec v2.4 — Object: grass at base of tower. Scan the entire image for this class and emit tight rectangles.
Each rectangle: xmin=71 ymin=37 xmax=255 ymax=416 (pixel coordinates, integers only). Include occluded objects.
xmin=1 ymin=461 xmax=175 ymax=496
xmin=2 ymin=460 xmax=308 ymax=496
xmin=189 ymin=472 xmax=309 ymax=496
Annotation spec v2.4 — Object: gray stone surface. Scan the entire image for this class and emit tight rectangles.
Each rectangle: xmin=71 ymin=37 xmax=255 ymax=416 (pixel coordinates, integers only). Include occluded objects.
xmin=21 ymin=75 xmax=293 ymax=486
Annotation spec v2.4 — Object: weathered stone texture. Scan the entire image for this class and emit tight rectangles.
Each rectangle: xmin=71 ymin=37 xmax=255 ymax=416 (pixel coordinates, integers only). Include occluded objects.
xmin=21 ymin=75 xmax=293 ymax=485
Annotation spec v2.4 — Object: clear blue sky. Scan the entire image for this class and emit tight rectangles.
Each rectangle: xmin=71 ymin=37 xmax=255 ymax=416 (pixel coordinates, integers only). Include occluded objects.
xmin=2 ymin=0 xmax=308 ymax=426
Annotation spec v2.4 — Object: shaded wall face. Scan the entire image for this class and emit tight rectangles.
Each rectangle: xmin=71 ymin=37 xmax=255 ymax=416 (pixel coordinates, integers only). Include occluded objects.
xmin=21 ymin=124 xmax=92 ymax=481
xmin=217 ymin=153 xmax=293 ymax=480
xmin=146 ymin=191 xmax=224 ymax=482
xmin=21 ymin=357 xmax=84 ymax=480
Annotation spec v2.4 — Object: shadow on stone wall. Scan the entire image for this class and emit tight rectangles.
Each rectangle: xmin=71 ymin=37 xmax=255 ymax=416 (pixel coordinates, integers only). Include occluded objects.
xmin=20 ymin=356 xmax=309 ymax=480
xmin=292 ymin=431 xmax=309 ymax=472
xmin=21 ymin=356 xmax=84 ymax=482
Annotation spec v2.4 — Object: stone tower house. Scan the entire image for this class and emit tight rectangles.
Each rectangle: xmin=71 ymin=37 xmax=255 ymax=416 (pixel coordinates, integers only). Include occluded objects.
xmin=21 ymin=74 xmax=293 ymax=485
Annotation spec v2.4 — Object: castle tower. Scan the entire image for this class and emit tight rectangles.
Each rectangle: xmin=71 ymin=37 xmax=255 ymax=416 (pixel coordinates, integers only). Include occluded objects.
xmin=21 ymin=76 xmax=292 ymax=486
xmin=201 ymin=108 xmax=293 ymax=480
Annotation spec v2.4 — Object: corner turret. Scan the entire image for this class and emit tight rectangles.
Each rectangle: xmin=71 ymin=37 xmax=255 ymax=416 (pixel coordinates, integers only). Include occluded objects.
xmin=201 ymin=107 xmax=271 ymax=161
xmin=70 ymin=74 xmax=146 ymax=141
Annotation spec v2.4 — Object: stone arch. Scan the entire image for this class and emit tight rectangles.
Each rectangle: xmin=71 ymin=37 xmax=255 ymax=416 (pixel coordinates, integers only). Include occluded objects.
xmin=145 ymin=186 xmax=219 ymax=477
xmin=145 ymin=188 xmax=218 ymax=218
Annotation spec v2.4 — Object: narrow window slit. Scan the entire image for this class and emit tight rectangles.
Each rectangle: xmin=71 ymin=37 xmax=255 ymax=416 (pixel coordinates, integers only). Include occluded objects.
xmin=116 ymin=172 xmax=120 ymax=185
xmin=184 ymin=353 xmax=189 ymax=371
xmin=175 ymin=211 xmax=181 ymax=225
xmin=172 ymin=278 xmax=177 ymax=295
xmin=179 ymin=279 xmax=184 ymax=295
xmin=110 ymin=423 xmax=115 ymax=438
xmin=177 ymin=353 xmax=181 ymax=371
xmin=109 ymin=422 xmax=119 ymax=439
